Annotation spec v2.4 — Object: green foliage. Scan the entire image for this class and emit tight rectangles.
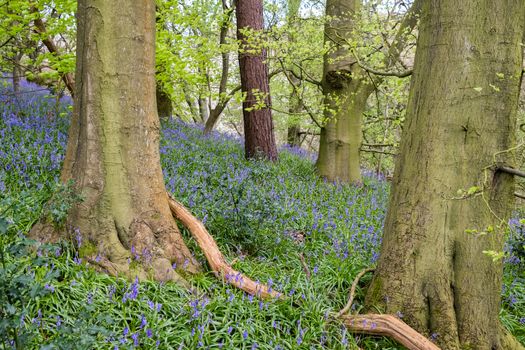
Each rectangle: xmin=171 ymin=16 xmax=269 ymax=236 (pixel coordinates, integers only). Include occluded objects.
xmin=42 ymin=180 xmax=82 ymax=229
xmin=0 ymin=0 xmax=76 ymax=90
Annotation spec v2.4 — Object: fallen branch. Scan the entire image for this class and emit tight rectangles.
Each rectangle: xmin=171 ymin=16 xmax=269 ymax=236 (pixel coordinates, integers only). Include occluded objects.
xmin=334 ymin=267 xmax=441 ymax=349
xmin=167 ymin=194 xmax=283 ymax=300
xmin=340 ymin=314 xmax=441 ymax=350
xmin=298 ymin=253 xmax=311 ymax=280
xmin=335 ymin=267 xmax=375 ymax=318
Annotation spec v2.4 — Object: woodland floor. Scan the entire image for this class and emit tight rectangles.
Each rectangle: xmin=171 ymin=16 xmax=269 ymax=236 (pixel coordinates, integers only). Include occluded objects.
xmin=0 ymin=82 xmax=524 ymax=349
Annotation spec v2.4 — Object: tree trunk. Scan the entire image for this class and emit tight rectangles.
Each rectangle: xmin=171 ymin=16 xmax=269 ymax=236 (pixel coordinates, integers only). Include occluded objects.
xmin=316 ymin=0 xmax=419 ymax=184
xmin=156 ymin=83 xmax=172 ymax=120
xmin=203 ymin=1 xmax=234 ymax=133
xmin=286 ymin=0 xmax=303 ymax=148
xmin=366 ymin=1 xmax=525 ymax=349
xmin=315 ymin=0 xmax=369 ymax=184
xmin=12 ymin=52 xmax=22 ymax=94
xmin=236 ymin=0 xmax=278 ymax=161
xmin=56 ymin=0 xmax=200 ymax=279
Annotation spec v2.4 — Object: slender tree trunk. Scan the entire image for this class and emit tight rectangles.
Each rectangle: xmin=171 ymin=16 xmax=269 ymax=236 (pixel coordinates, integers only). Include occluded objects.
xmin=286 ymin=0 xmax=303 ymax=148
xmin=236 ymin=0 xmax=278 ymax=161
xmin=366 ymin=1 xmax=525 ymax=349
xmin=203 ymin=1 xmax=234 ymax=133
xmin=198 ymin=95 xmax=209 ymax=123
xmin=56 ymin=0 xmax=200 ymax=279
xmin=12 ymin=52 xmax=23 ymax=94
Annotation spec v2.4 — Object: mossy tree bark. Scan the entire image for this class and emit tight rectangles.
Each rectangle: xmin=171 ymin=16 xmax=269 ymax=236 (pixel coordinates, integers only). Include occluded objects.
xmin=237 ymin=0 xmax=278 ymax=161
xmin=316 ymin=0 xmax=419 ymax=184
xmin=58 ymin=0 xmax=200 ymax=280
xmin=316 ymin=0 xmax=364 ymax=184
xmin=366 ymin=1 xmax=525 ymax=349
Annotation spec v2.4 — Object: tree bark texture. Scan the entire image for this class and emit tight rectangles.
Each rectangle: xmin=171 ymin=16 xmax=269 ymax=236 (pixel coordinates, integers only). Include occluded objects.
xmin=236 ymin=0 xmax=278 ymax=161
xmin=316 ymin=0 xmax=420 ymax=184
xmin=59 ymin=0 xmax=200 ymax=278
xmin=316 ymin=0 xmax=371 ymax=184
xmin=366 ymin=1 xmax=525 ymax=349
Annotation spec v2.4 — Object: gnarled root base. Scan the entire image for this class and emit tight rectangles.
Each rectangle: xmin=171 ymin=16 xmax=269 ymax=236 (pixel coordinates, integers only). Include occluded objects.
xmin=335 ymin=269 xmax=525 ymax=350
xmin=86 ymin=255 xmax=191 ymax=289
xmin=29 ymin=221 xmax=192 ymax=288
xmin=167 ymin=193 xmax=283 ymax=299
xmin=29 ymin=195 xmax=281 ymax=299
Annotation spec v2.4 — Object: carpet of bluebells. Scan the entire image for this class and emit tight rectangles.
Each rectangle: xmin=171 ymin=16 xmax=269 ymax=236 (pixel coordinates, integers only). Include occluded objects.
xmin=0 ymin=80 xmax=524 ymax=349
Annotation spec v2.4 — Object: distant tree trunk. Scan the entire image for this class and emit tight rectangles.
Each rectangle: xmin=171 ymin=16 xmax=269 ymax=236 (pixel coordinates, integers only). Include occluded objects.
xmin=316 ymin=0 xmax=419 ymax=184
xmin=198 ymin=95 xmax=209 ymax=123
xmin=286 ymin=0 xmax=303 ymax=148
xmin=156 ymin=83 xmax=172 ymax=119
xmin=287 ymin=123 xmax=302 ymax=147
xmin=366 ymin=1 xmax=525 ymax=349
xmin=53 ymin=0 xmax=200 ymax=279
xmin=236 ymin=0 xmax=278 ymax=161
xmin=316 ymin=0 xmax=366 ymax=184
xmin=12 ymin=52 xmax=23 ymax=93
xmin=203 ymin=0 xmax=235 ymax=133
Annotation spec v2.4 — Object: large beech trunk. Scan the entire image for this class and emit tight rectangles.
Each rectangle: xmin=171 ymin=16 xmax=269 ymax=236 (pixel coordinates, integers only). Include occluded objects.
xmin=366 ymin=1 xmax=525 ymax=349
xmin=236 ymin=0 xmax=278 ymax=161
xmin=59 ymin=0 xmax=200 ymax=278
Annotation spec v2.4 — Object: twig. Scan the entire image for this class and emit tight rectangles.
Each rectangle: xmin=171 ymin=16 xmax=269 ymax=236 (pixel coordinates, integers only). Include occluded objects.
xmin=335 ymin=267 xmax=375 ymax=318
xmin=498 ymin=166 xmax=525 ymax=178
xmin=357 ymin=61 xmax=413 ymax=78
xmin=515 ymin=192 xmax=525 ymax=200
xmin=298 ymin=253 xmax=311 ymax=280
xmin=360 ymin=148 xmax=397 ymax=156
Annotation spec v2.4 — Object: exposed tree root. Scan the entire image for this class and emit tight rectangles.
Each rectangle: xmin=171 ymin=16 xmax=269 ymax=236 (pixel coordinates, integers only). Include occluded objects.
xmin=333 ymin=268 xmax=441 ymax=350
xmin=335 ymin=267 xmax=375 ymax=318
xmin=499 ymin=326 xmax=525 ymax=350
xmin=86 ymin=255 xmax=191 ymax=289
xmin=340 ymin=314 xmax=441 ymax=350
xmin=167 ymin=194 xmax=283 ymax=299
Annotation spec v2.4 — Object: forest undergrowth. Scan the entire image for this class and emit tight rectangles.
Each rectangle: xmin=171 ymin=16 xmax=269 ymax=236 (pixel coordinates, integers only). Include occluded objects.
xmin=1 ymin=82 xmax=524 ymax=349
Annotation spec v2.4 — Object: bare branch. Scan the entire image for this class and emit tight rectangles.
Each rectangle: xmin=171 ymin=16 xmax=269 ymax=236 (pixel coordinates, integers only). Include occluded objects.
xmin=278 ymin=58 xmax=323 ymax=128
xmin=335 ymin=267 xmax=375 ymax=318
xmin=31 ymin=13 xmax=75 ymax=97
xmin=498 ymin=166 xmax=525 ymax=178
xmin=357 ymin=62 xmax=412 ymax=78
